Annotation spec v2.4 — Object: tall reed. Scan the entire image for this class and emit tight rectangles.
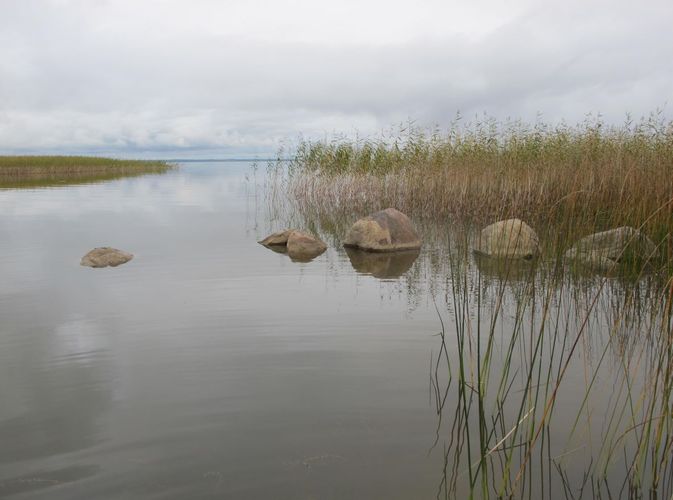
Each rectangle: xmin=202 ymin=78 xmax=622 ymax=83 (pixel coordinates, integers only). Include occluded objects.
xmin=430 ymin=234 xmax=673 ymax=499
xmin=281 ymin=113 xmax=673 ymax=248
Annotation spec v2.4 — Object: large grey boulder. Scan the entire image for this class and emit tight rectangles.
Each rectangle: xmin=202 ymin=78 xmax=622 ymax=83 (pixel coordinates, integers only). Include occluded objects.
xmin=564 ymin=226 xmax=657 ymax=271
xmin=286 ymin=231 xmax=327 ymax=262
xmin=343 ymin=208 xmax=421 ymax=252
xmin=476 ymin=219 xmax=540 ymax=259
xmin=81 ymin=247 xmax=133 ymax=268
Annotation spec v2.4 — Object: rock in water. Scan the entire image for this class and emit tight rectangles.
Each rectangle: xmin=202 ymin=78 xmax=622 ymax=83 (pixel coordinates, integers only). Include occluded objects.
xmin=258 ymin=229 xmax=294 ymax=246
xmin=286 ymin=231 xmax=327 ymax=262
xmin=564 ymin=226 xmax=657 ymax=271
xmin=343 ymin=208 xmax=421 ymax=252
xmin=81 ymin=247 xmax=133 ymax=268
xmin=476 ymin=219 xmax=540 ymax=259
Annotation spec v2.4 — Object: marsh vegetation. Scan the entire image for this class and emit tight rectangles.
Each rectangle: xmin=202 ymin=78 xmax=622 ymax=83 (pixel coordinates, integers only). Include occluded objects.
xmin=0 ymin=156 xmax=172 ymax=188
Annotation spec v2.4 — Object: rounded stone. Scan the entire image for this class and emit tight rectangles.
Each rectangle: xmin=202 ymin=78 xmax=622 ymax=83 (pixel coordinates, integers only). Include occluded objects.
xmin=476 ymin=219 xmax=540 ymax=259
xmin=286 ymin=231 xmax=327 ymax=262
xmin=343 ymin=208 xmax=421 ymax=252
xmin=81 ymin=247 xmax=133 ymax=268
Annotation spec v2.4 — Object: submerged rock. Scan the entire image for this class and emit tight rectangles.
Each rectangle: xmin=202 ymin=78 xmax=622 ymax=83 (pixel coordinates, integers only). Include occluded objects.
xmin=258 ymin=229 xmax=294 ymax=246
xmin=286 ymin=231 xmax=327 ymax=262
xmin=81 ymin=247 xmax=133 ymax=268
xmin=476 ymin=219 xmax=540 ymax=259
xmin=343 ymin=208 xmax=421 ymax=252
xmin=564 ymin=226 xmax=657 ymax=272
xmin=474 ymin=252 xmax=537 ymax=282
xmin=345 ymin=247 xmax=419 ymax=279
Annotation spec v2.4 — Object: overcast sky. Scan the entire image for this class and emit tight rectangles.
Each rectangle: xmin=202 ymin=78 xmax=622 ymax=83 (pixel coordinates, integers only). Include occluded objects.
xmin=1 ymin=0 xmax=672 ymax=157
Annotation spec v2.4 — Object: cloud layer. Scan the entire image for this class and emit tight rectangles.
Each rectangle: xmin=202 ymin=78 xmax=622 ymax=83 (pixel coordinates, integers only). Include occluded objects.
xmin=1 ymin=0 xmax=672 ymax=156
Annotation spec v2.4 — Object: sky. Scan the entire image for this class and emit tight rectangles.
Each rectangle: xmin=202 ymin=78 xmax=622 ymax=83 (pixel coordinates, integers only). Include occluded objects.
xmin=1 ymin=0 xmax=672 ymax=158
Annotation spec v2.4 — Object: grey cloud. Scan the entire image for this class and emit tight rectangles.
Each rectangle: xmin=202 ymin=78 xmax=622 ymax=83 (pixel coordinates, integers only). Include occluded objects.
xmin=1 ymin=0 xmax=672 ymax=155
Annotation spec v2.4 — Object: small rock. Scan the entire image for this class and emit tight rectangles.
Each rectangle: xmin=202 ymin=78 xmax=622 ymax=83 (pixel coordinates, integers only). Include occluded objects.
xmin=343 ymin=208 xmax=421 ymax=252
xmin=81 ymin=247 xmax=133 ymax=268
xmin=476 ymin=219 xmax=540 ymax=259
xmin=258 ymin=229 xmax=294 ymax=246
xmin=287 ymin=231 xmax=327 ymax=262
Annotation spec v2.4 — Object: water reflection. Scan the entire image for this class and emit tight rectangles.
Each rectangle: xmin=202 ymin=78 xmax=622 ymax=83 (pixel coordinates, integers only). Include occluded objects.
xmin=472 ymin=252 xmax=538 ymax=282
xmin=345 ymin=247 xmax=420 ymax=279
xmin=0 ymin=171 xmax=169 ymax=190
xmin=0 ymin=316 xmax=113 ymax=466
xmin=0 ymin=465 xmax=100 ymax=497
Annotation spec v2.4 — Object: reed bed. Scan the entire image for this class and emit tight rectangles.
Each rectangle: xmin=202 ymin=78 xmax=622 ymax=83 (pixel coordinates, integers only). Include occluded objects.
xmin=279 ymin=113 xmax=673 ymax=250
xmin=0 ymin=156 xmax=173 ymax=187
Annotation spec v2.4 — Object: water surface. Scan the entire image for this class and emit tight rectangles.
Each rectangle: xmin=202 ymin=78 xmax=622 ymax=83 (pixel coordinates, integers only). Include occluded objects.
xmin=0 ymin=162 xmax=668 ymax=499
xmin=0 ymin=162 xmax=443 ymax=499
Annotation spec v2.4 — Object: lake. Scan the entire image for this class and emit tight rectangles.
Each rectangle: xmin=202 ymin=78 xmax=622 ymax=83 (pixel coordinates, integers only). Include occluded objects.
xmin=0 ymin=162 xmax=669 ymax=499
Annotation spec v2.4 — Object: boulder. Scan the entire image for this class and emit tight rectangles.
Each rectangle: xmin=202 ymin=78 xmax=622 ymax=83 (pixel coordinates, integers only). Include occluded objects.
xmin=258 ymin=229 xmax=294 ymax=246
xmin=345 ymin=247 xmax=419 ymax=279
xmin=476 ymin=219 xmax=540 ymax=259
xmin=81 ymin=247 xmax=133 ymax=268
xmin=564 ymin=226 xmax=657 ymax=271
xmin=286 ymin=231 xmax=327 ymax=262
xmin=343 ymin=208 xmax=421 ymax=252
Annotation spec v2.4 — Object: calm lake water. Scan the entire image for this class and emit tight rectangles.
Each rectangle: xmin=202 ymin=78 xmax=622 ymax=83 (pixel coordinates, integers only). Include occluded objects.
xmin=0 ymin=162 xmax=669 ymax=499
xmin=0 ymin=162 xmax=447 ymax=499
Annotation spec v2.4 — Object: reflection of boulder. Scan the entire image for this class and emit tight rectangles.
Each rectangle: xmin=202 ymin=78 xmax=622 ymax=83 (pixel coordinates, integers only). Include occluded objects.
xmin=474 ymin=252 xmax=537 ymax=281
xmin=475 ymin=219 xmax=540 ymax=259
xmin=564 ymin=226 xmax=658 ymax=273
xmin=265 ymin=244 xmax=288 ymax=255
xmin=345 ymin=247 xmax=419 ymax=279
xmin=259 ymin=229 xmax=327 ymax=262
xmin=343 ymin=208 xmax=421 ymax=252
xmin=80 ymin=247 xmax=133 ymax=268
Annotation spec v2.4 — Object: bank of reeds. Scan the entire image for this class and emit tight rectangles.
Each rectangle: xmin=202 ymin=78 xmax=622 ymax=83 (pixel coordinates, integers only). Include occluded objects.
xmin=280 ymin=114 xmax=673 ymax=251
xmin=0 ymin=156 xmax=173 ymax=187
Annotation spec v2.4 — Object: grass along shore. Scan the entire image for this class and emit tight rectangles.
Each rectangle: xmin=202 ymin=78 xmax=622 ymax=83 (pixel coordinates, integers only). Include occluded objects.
xmin=278 ymin=114 xmax=673 ymax=254
xmin=0 ymin=156 xmax=173 ymax=187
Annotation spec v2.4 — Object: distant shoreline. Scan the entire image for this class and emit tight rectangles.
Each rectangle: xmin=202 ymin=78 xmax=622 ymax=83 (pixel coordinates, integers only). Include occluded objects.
xmin=0 ymin=155 xmax=174 ymax=188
